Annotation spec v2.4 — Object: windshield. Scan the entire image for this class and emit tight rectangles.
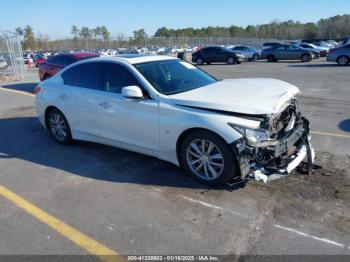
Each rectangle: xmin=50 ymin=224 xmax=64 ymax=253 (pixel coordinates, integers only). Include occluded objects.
xmin=134 ymin=59 xmax=217 ymax=95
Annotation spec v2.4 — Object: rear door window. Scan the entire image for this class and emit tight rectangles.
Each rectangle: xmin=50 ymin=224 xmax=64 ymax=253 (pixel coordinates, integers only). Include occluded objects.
xmin=73 ymin=62 xmax=102 ymax=90
xmin=62 ymin=67 xmax=75 ymax=86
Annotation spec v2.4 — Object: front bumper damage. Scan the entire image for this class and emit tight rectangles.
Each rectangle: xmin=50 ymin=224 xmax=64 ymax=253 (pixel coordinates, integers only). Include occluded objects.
xmin=232 ymin=117 xmax=315 ymax=183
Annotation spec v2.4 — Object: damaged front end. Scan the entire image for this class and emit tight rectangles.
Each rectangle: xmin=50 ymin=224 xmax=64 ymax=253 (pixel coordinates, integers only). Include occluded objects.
xmin=231 ymin=99 xmax=315 ymax=183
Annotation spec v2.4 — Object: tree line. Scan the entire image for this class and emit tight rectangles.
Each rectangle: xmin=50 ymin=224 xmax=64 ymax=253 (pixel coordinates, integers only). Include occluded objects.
xmin=13 ymin=14 xmax=350 ymax=51
xmin=155 ymin=15 xmax=350 ymax=40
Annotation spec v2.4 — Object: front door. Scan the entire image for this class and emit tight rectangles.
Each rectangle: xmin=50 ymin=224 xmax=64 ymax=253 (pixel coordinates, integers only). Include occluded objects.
xmin=98 ymin=62 xmax=159 ymax=152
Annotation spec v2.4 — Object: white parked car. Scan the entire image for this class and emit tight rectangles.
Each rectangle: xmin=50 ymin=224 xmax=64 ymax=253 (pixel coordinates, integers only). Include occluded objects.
xmin=35 ymin=55 xmax=314 ymax=186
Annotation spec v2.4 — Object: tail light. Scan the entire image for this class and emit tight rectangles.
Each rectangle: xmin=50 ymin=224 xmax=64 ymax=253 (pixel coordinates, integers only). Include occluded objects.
xmin=34 ymin=85 xmax=42 ymax=94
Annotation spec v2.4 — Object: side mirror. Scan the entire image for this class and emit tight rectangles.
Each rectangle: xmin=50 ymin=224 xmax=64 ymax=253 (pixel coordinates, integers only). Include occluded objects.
xmin=121 ymin=85 xmax=143 ymax=99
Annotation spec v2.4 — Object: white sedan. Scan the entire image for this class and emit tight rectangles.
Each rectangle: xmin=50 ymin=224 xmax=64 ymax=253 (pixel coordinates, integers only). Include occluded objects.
xmin=35 ymin=55 xmax=314 ymax=186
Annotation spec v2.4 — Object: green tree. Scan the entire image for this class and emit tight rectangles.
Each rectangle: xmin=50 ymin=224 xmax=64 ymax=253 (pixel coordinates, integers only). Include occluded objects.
xmin=23 ymin=25 xmax=35 ymax=50
xmin=133 ymin=29 xmax=147 ymax=45
xmin=79 ymin=27 xmax=91 ymax=48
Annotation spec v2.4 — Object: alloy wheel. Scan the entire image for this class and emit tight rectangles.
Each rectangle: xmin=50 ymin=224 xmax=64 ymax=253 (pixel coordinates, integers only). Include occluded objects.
xmin=338 ymin=56 xmax=349 ymax=65
xmin=49 ymin=112 xmax=67 ymax=142
xmin=186 ymin=139 xmax=224 ymax=181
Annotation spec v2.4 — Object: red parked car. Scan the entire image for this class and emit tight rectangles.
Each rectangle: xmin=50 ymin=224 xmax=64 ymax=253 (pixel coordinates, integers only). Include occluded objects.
xmin=33 ymin=54 xmax=47 ymax=67
xmin=39 ymin=52 xmax=99 ymax=81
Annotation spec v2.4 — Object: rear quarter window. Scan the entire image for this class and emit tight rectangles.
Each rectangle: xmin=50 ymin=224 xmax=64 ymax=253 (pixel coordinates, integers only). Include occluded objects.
xmin=62 ymin=67 xmax=75 ymax=86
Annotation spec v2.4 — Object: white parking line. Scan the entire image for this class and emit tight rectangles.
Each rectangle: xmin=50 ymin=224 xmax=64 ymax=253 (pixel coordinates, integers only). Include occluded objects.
xmin=181 ymin=196 xmax=248 ymax=218
xmin=182 ymin=196 xmax=223 ymax=210
xmin=274 ymin=224 xmax=350 ymax=249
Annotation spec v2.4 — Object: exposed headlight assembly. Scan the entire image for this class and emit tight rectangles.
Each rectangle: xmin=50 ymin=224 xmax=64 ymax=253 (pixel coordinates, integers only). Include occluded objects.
xmin=229 ymin=124 xmax=269 ymax=146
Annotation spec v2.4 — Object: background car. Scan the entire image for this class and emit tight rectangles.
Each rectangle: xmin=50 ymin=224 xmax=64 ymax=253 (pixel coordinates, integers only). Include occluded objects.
xmin=192 ymin=46 xmax=245 ymax=65
xmin=327 ymin=44 xmax=350 ymax=66
xmin=261 ymin=44 xmax=315 ymax=62
xmin=39 ymin=52 xmax=99 ymax=81
xmin=0 ymin=59 xmax=8 ymax=70
xmin=231 ymin=46 xmax=261 ymax=61
xmin=33 ymin=54 xmax=47 ymax=67
xmin=298 ymin=44 xmax=323 ymax=58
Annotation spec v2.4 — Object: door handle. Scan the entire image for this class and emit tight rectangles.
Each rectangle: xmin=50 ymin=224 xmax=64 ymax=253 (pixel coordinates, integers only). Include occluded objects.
xmin=59 ymin=94 xmax=67 ymax=100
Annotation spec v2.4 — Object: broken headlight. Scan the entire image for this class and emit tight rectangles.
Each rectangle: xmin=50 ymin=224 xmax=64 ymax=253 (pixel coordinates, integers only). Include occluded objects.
xmin=229 ymin=124 xmax=269 ymax=145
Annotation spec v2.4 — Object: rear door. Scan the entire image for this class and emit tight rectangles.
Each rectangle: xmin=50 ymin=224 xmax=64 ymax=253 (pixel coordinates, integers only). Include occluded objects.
xmin=201 ymin=47 xmax=215 ymax=62
xmin=60 ymin=62 xmax=103 ymax=138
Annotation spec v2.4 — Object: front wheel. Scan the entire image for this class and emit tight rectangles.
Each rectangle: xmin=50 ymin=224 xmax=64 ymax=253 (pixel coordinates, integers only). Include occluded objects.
xmin=47 ymin=108 xmax=72 ymax=145
xmin=301 ymin=54 xmax=312 ymax=62
xmin=180 ymin=130 xmax=240 ymax=186
xmin=337 ymin=56 xmax=349 ymax=66
xmin=227 ymin=56 xmax=236 ymax=65
xmin=252 ymin=54 xmax=259 ymax=61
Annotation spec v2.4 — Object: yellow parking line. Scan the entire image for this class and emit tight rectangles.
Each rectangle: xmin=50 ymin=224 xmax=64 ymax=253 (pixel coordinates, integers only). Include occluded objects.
xmin=0 ymin=185 xmax=124 ymax=262
xmin=0 ymin=86 xmax=35 ymax=97
xmin=311 ymin=131 xmax=350 ymax=139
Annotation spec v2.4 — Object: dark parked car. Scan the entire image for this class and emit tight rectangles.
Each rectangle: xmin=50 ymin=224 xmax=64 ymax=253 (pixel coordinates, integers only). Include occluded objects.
xmin=39 ymin=52 xmax=99 ymax=81
xmin=327 ymin=44 xmax=350 ymax=66
xmin=261 ymin=44 xmax=315 ymax=62
xmin=192 ymin=46 xmax=245 ymax=65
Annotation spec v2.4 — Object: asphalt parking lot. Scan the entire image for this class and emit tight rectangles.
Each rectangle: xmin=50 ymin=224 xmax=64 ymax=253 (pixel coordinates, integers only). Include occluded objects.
xmin=0 ymin=59 xmax=349 ymax=260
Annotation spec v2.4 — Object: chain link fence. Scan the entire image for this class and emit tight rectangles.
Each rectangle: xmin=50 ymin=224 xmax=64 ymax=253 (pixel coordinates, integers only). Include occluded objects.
xmin=47 ymin=37 xmax=282 ymax=52
xmin=0 ymin=31 xmax=25 ymax=81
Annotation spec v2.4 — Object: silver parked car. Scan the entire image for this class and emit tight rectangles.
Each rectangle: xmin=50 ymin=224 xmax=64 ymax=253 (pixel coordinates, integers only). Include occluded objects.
xmin=231 ymin=46 xmax=261 ymax=61
xmin=327 ymin=44 xmax=350 ymax=66
xmin=261 ymin=44 xmax=315 ymax=62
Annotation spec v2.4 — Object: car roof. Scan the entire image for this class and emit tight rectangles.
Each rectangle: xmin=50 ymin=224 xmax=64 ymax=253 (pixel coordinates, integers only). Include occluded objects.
xmin=84 ymin=54 xmax=178 ymax=65
xmin=66 ymin=52 xmax=99 ymax=58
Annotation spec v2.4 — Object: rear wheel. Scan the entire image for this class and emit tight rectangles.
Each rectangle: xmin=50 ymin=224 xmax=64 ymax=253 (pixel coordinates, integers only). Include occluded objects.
xmin=47 ymin=108 xmax=72 ymax=145
xmin=196 ymin=57 xmax=204 ymax=65
xmin=180 ymin=130 xmax=240 ymax=186
xmin=337 ymin=56 xmax=349 ymax=66
xmin=301 ymin=54 xmax=312 ymax=62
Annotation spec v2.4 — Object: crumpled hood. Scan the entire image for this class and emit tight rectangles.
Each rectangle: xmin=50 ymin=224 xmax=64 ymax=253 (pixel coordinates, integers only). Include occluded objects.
xmin=169 ymin=78 xmax=301 ymax=115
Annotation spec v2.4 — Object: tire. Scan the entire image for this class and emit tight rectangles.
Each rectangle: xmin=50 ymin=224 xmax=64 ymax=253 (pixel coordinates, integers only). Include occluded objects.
xmin=252 ymin=54 xmax=259 ymax=61
xmin=180 ymin=130 xmax=240 ymax=186
xmin=196 ymin=57 xmax=204 ymax=65
xmin=301 ymin=54 xmax=312 ymax=62
xmin=47 ymin=108 xmax=72 ymax=145
xmin=337 ymin=56 xmax=349 ymax=66
xmin=227 ymin=56 xmax=236 ymax=65
xmin=267 ymin=55 xmax=276 ymax=62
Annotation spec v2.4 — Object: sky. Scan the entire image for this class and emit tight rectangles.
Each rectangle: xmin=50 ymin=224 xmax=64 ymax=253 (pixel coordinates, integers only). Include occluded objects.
xmin=0 ymin=0 xmax=349 ymax=39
